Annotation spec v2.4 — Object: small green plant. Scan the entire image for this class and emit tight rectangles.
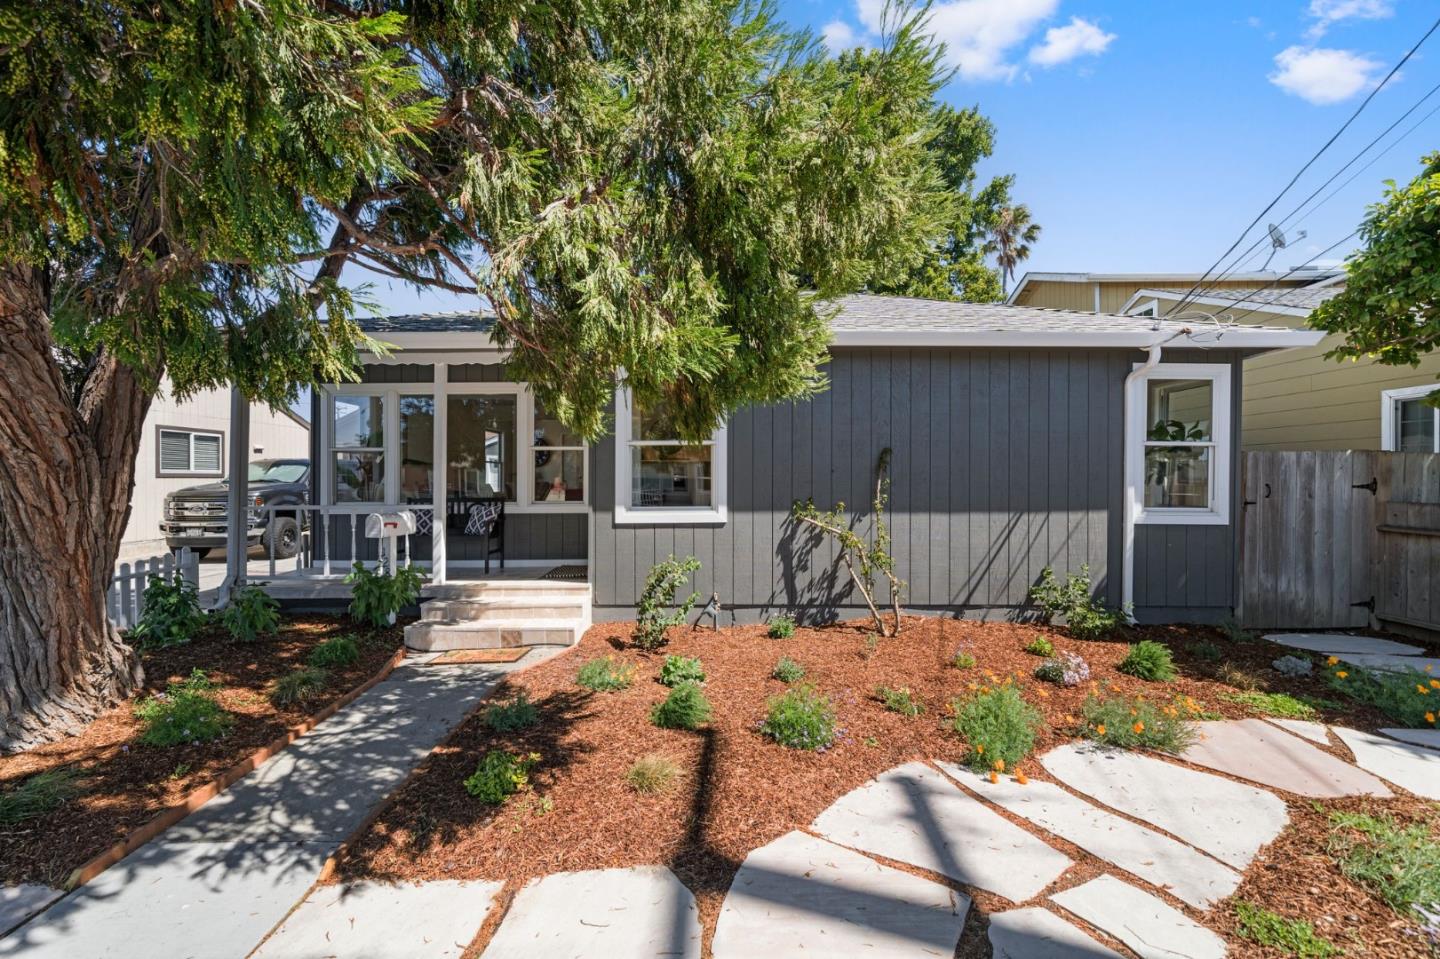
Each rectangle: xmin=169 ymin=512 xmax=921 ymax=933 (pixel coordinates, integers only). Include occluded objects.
xmin=271 ymin=667 xmax=329 ymax=707
xmin=1222 ymin=690 xmax=1340 ymax=720
xmin=1326 ymin=663 xmax=1438 ymax=727
xmin=1023 ymin=635 xmax=1054 ymax=656
xmin=626 ymin=754 xmax=680 ymax=794
xmin=767 ymin=614 xmax=797 ymax=639
xmin=876 ymin=685 xmax=923 ymax=717
xmin=761 ymin=685 xmax=839 ymax=751
xmin=1029 ymin=565 xmax=1125 ymax=641
xmin=1218 ymin=616 xmax=1257 ymax=644
xmin=1233 ymin=901 xmax=1338 ymax=958
xmin=220 ymin=585 xmax=280 ymax=643
xmin=1117 ymin=640 xmax=1177 ymax=682
xmin=345 ymin=562 xmax=424 ymax=627
xmin=485 ymin=691 xmax=540 ymax=732
xmin=463 ymin=750 xmax=539 ymax=805
xmin=950 ymin=685 xmax=1042 ymax=772
xmin=634 ymin=555 xmax=701 ymax=650
xmin=650 ymin=682 xmax=713 ymax=730
xmin=1033 ymin=651 xmax=1090 ymax=687
xmin=307 ymin=634 xmax=360 ymax=669
xmin=0 ymin=768 xmax=82 ymax=825
xmin=576 ymin=656 xmax=636 ymax=692
xmin=134 ymin=670 xmax=233 ymax=746
xmin=658 ymin=655 xmax=706 ymax=687
xmin=1188 ymin=639 xmax=1222 ymax=662
xmin=1216 ymin=662 xmax=1263 ymax=691
xmin=1081 ymin=692 xmax=1198 ymax=753
xmin=952 ymin=650 xmax=976 ymax=670
xmin=1327 ymin=810 xmax=1440 ymax=918
xmin=860 ymin=632 xmax=880 ymax=660
xmin=129 ymin=573 xmax=207 ymax=648
xmin=772 ymin=656 xmax=805 ymax=683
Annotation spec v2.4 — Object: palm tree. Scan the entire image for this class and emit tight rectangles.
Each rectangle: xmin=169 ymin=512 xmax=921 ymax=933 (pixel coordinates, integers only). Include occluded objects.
xmin=986 ymin=205 xmax=1042 ymax=295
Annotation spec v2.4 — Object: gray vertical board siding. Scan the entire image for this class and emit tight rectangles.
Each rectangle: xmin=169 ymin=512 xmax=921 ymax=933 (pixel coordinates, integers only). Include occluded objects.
xmin=592 ymin=346 xmax=1242 ymax=622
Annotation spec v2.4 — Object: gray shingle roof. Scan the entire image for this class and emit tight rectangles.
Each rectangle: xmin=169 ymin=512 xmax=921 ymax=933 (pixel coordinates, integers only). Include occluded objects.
xmin=1143 ymin=285 xmax=1342 ymax=312
xmin=359 ymin=311 xmax=496 ymax=334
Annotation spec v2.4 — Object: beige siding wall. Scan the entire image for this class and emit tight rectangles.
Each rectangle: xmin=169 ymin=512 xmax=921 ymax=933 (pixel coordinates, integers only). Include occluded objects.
xmin=1015 ymin=277 xmax=1313 ymax=313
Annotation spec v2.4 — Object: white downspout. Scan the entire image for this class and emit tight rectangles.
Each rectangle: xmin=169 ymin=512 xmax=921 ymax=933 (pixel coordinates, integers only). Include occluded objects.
xmin=1121 ymin=341 xmax=1165 ymax=619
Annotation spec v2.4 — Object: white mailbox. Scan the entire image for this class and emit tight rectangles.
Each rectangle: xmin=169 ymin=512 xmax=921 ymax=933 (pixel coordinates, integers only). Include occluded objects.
xmin=365 ymin=511 xmax=418 ymax=538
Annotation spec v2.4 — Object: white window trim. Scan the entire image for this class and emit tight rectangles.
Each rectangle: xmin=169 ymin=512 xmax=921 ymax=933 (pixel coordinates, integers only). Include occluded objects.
xmin=613 ymin=386 xmax=727 ymax=525
xmin=1127 ymin=298 xmax=1160 ymax=318
xmin=1380 ymin=384 xmax=1440 ymax=453
xmin=325 ymin=386 xmax=390 ymax=505
xmin=157 ymin=427 xmax=225 ymax=477
xmin=1125 ymin=362 xmax=1232 ymax=527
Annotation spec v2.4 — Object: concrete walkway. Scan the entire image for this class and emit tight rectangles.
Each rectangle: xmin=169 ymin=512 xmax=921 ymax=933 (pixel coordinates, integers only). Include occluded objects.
xmin=0 ymin=652 xmax=559 ymax=959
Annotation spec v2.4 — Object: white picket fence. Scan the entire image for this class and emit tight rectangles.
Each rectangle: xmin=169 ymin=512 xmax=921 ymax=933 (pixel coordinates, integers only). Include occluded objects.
xmin=108 ymin=548 xmax=201 ymax=629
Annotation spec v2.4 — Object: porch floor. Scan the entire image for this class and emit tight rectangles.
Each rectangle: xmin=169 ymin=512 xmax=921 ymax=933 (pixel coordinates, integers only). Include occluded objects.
xmin=241 ymin=565 xmax=589 ymax=601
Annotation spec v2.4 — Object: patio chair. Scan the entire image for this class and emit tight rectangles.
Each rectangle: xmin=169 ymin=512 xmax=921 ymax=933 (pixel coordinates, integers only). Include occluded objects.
xmin=461 ymin=497 xmax=506 ymax=573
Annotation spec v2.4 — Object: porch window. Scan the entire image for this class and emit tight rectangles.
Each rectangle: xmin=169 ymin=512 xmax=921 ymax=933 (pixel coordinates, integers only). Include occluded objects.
xmin=399 ymin=395 xmax=435 ymax=505
xmin=1125 ymin=363 xmax=1232 ymax=525
xmin=1382 ymin=386 xmax=1439 ymax=453
xmin=331 ymin=395 xmax=385 ymax=502
xmin=614 ymin=388 xmax=727 ymax=524
xmin=533 ymin=399 xmax=586 ymax=504
xmin=447 ymin=394 xmax=517 ymax=501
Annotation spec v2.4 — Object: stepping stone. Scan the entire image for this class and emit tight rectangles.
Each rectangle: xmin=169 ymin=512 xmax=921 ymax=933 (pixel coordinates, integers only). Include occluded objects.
xmin=1051 ymin=876 xmax=1227 ymax=959
xmin=811 ymin=761 xmax=1072 ymax=902
xmin=1333 ymin=727 xmax=1440 ymax=800
xmin=1265 ymin=718 xmax=1330 ymax=745
xmin=1039 ymin=744 xmax=1287 ymax=869
xmin=254 ymin=880 xmax=500 ymax=959
xmin=1335 ymin=653 xmax=1440 ymax=675
xmin=711 ymin=831 xmax=967 ymax=959
xmin=0 ymin=886 xmax=62 ymax=938
xmin=1263 ymin=633 xmax=1425 ymax=656
xmin=1181 ymin=720 xmax=1392 ymax=799
xmin=988 ymin=907 xmax=1122 ymax=958
xmin=1381 ymin=728 xmax=1440 ymax=750
xmin=937 ymin=763 xmax=1239 ymax=910
xmin=482 ymin=867 xmax=700 ymax=959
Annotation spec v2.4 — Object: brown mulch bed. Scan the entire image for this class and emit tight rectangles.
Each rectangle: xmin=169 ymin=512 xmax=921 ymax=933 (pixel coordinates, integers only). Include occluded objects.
xmin=0 ymin=616 xmax=401 ymax=886
xmin=333 ymin=617 xmax=1437 ymax=957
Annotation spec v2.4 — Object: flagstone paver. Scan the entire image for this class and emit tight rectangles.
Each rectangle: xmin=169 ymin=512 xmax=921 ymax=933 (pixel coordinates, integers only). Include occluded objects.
xmin=1263 ymin=633 xmax=1425 ymax=656
xmin=1039 ymin=744 xmax=1287 ymax=869
xmin=482 ymin=867 xmax=700 ymax=959
xmin=987 ymin=907 xmax=1123 ymax=958
xmin=711 ymin=831 xmax=967 ymax=959
xmin=1333 ymin=727 xmax=1440 ymax=800
xmin=1335 ymin=653 xmax=1440 ymax=675
xmin=1051 ymin=876 xmax=1228 ymax=959
xmin=1380 ymin=728 xmax=1440 ymax=750
xmin=1180 ymin=720 xmax=1392 ymax=799
xmin=1264 ymin=718 xmax=1330 ymax=745
xmin=254 ymin=879 xmax=501 ymax=959
xmin=937 ymin=763 xmax=1240 ymax=910
xmin=810 ymin=761 xmax=1072 ymax=902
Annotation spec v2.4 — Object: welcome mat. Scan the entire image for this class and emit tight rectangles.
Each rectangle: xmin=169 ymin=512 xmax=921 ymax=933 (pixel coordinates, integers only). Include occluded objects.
xmin=426 ymin=648 xmax=529 ymax=665
xmin=541 ymin=564 xmax=588 ymax=581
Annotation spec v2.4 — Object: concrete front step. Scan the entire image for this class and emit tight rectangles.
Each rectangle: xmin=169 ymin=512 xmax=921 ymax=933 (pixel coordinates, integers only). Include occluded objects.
xmin=426 ymin=581 xmax=590 ymax=601
xmin=405 ymin=619 xmax=585 ymax=651
xmin=419 ymin=598 xmax=586 ymax=623
xmin=406 ymin=581 xmax=592 ymax=651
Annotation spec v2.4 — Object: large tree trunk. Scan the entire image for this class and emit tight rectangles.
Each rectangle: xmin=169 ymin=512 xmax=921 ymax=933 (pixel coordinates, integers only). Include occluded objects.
xmin=0 ymin=265 xmax=152 ymax=752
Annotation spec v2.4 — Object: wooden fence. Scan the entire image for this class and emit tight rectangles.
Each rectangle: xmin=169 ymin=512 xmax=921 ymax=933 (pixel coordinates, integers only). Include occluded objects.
xmin=1239 ymin=450 xmax=1440 ymax=633
xmin=108 ymin=548 xmax=201 ymax=630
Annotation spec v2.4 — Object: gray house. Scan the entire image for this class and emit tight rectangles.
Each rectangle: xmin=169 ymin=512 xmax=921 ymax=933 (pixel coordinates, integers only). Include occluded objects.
xmin=297 ymin=294 xmax=1319 ymax=636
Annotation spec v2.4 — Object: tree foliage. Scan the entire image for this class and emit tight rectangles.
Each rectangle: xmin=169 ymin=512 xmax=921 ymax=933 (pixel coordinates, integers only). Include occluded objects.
xmin=1312 ymin=151 xmax=1440 ymax=385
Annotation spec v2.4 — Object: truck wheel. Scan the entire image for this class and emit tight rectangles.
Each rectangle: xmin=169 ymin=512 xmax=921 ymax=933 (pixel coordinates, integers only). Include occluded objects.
xmin=262 ymin=516 xmax=300 ymax=560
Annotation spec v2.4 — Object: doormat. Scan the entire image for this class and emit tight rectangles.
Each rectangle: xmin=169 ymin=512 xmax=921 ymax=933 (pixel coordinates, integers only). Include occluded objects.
xmin=426 ymin=648 xmax=529 ymax=665
xmin=541 ymin=564 xmax=588 ymax=581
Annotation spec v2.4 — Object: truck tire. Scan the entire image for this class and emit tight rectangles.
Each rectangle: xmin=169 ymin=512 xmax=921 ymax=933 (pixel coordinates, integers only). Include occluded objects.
xmin=262 ymin=516 xmax=300 ymax=560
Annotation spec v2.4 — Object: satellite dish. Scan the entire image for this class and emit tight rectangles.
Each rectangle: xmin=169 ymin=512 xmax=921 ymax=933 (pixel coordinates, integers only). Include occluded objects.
xmin=1261 ymin=223 xmax=1307 ymax=270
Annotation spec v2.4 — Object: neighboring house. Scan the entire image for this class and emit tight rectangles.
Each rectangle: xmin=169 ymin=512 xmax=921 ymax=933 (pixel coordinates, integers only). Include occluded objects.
xmin=1009 ymin=269 xmax=1440 ymax=453
xmin=121 ymin=379 xmax=310 ymax=557
xmin=300 ymin=295 xmax=1319 ymax=625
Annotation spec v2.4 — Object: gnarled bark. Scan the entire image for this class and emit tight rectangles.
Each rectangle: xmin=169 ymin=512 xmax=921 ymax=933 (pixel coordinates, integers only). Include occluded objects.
xmin=0 ymin=265 xmax=149 ymax=752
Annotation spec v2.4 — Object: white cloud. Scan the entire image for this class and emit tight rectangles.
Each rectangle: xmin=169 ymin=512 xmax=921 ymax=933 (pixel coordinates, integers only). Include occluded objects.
xmin=1269 ymin=45 xmax=1382 ymax=104
xmin=821 ymin=19 xmax=861 ymax=53
xmin=1306 ymin=0 xmax=1393 ymax=39
xmin=1027 ymin=16 xmax=1115 ymax=67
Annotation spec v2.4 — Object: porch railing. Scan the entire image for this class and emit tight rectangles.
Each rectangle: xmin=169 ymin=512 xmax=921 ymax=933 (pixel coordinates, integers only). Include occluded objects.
xmin=109 ymin=547 xmax=200 ymax=629
xmin=253 ymin=503 xmax=434 ymax=580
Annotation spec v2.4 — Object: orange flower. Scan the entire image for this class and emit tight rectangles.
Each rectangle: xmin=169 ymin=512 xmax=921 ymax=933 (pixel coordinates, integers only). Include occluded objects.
xmin=1428 ymin=712 xmax=1436 ymax=724
xmin=1326 ymin=656 xmax=1338 ymax=666
xmin=1431 ymin=679 xmax=1440 ymax=689
xmin=976 ymin=744 xmax=985 ymax=755
xmin=1037 ymin=689 xmax=1050 ymax=699
xmin=1132 ymin=722 xmax=1145 ymax=734
xmin=1417 ymin=685 xmax=1430 ymax=695
xmin=1336 ymin=670 xmax=1348 ymax=679
xmin=1016 ymin=770 xmax=1029 ymax=785
xmin=989 ymin=770 xmax=999 ymax=784
xmin=993 ymin=759 xmax=1006 ymax=773
xmin=1096 ymin=724 xmax=1107 ymax=736
xmin=1064 ymin=714 xmax=1076 ymax=724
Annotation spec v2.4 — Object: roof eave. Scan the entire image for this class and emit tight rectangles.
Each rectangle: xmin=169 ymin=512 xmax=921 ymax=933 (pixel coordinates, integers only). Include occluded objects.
xmin=1120 ymin=288 xmax=1318 ymax=319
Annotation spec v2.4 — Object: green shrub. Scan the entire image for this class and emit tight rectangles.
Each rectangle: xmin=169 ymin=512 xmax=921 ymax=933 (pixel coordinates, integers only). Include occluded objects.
xmin=1222 ymin=690 xmax=1341 ymax=720
xmin=220 ymin=585 xmax=280 ymax=643
xmin=307 ymin=635 xmax=360 ymax=669
xmin=1081 ymin=693 xmax=1198 ymax=753
xmin=0 ymin=768 xmax=82 ymax=825
xmin=634 ymin=555 xmax=701 ymax=650
xmin=1023 ymin=635 xmax=1054 ymax=656
xmin=271 ymin=667 xmax=329 ymax=707
xmin=626 ymin=754 xmax=680 ymax=793
xmin=130 ymin=573 xmax=207 ymax=648
xmin=576 ymin=656 xmax=636 ymax=692
xmin=876 ymin=685 xmax=923 ymax=717
xmin=952 ymin=650 xmax=976 ymax=670
xmin=1117 ymin=640 xmax=1177 ymax=682
xmin=1028 ymin=565 xmax=1125 ymax=641
xmin=767 ymin=614 xmax=797 ymax=639
xmin=1327 ymin=810 xmax=1440 ymax=918
xmin=772 ymin=656 xmax=805 ymax=683
xmin=950 ymin=685 xmax=1042 ymax=772
xmin=1326 ymin=663 xmax=1437 ymax=727
xmin=1189 ymin=639 xmax=1223 ymax=662
xmin=1233 ymin=901 xmax=1338 ymax=958
xmin=650 ymin=682 xmax=713 ymax=730
xmin=1218 ymin=616 xmax=1257 ymax=644
xmin=345 ymin=562 xmax=423 ymax=627
xmin=485 ymin=691 xmax=540 ymax=732
xmin=463 ymin=750 xmax=539 ymax=805
xmin=761 ymin=685 xmax=839 ymax=751
xmin=134 ymin=670 xmax=233 ymax=746
xmin=658 ymin=655 xmax=705 ymax=687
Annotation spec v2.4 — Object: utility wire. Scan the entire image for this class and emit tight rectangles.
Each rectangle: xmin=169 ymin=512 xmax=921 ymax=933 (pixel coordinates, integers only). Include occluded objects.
xmin=1198 ymin=230 xmax=1360 ymax=332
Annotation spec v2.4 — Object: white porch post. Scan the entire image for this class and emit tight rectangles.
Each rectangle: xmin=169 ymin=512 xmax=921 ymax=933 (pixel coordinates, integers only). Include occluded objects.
xmin=224 ymin=387 xmax=251 ymax=595
xmin=432 ymin=363 xmax=448 ymax=585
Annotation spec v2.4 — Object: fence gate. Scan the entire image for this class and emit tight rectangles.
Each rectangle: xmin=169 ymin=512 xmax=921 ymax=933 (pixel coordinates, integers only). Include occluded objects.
xmin=1375 ymin=453 xmax=1440 ymax=634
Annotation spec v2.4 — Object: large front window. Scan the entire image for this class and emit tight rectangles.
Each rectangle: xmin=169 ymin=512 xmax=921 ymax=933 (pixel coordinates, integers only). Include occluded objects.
xmin=1126 ymin=363 xmax=1231 ymax=525
xmin=615 ymin=388 xmax=726 ymax=524
xmin=448 ymin=394 xmax=517 ymax=501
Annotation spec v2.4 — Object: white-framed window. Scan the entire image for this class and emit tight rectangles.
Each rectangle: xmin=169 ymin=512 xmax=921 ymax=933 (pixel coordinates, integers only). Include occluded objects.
xmin=1381 ymin=385 xmax=1439 ymax=453
xmin=1125 ymin=362 xmax=1232 ymax=526
xmin=157 ymin=427 xmax=224 ymax=477
xmin=329 ymin=391 xmax=387 ymax=503
xmin=532 ymin=397 xmax=587 ymax=508
xmin=614 ymin=386 xmax=726 ymax=525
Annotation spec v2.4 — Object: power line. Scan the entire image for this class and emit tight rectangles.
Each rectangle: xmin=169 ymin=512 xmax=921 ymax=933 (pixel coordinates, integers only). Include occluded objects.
xmin=1197 ymin=229 xmax=1360 ymax=332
